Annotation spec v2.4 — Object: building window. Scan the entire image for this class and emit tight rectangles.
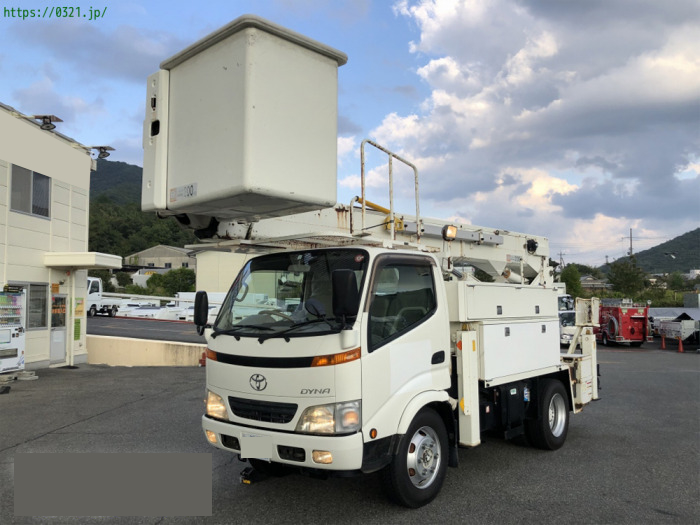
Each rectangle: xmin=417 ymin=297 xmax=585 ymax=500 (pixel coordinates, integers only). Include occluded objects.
xmin=181 ymin=262 xmax=189 ymax=268
xmin=147 ymin=263 xmax=155 ymax=267
xmin=11 ymin=165 xmax=51 ymax=218
xmin=27 ymin=284 xmax=48 ymax=329
xmin=164 ymin=263 xmax=172 ymax=269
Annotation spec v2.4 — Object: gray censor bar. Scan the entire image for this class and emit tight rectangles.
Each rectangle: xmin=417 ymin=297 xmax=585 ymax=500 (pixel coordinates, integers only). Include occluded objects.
xmin=14 ymin=453 xmax=211 ymax=516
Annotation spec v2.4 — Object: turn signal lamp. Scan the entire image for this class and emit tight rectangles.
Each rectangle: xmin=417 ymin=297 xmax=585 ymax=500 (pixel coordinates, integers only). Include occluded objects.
xmin=442 ymin=224 xmax=457 ymax=241
xmin=311 ymin=347 xmax=361 ymax=367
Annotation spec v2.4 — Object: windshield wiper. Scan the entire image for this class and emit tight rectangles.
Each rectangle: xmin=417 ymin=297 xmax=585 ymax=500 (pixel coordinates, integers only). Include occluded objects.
xmin=257 ymin=318 xmax=340 ymax=344
xmin=211 ymin=324 xmax=274 ymax=339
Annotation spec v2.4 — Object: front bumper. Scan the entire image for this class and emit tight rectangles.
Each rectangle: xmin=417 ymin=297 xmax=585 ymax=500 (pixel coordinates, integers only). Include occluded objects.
xmin=202 ymin=416 xmax=364 ymax=471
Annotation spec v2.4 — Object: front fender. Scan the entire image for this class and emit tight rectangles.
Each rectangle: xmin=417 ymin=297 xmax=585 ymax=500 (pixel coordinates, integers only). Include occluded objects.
xmin=396 ymin=390 xmax=451 ymax=435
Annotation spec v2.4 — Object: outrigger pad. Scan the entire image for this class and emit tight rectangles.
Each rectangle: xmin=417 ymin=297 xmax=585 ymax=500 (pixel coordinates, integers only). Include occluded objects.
xmin=239 ymin=466 xmax=268 ymax=485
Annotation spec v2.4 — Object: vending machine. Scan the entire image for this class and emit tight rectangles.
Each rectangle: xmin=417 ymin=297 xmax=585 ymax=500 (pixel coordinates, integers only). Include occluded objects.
xmin=0 ymin=287 xmax=26 ymax=373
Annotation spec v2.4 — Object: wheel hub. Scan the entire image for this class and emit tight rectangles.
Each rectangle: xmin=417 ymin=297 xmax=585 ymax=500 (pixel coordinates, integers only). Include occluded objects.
xmin=406 ymin=426 xmax=441 ymax=489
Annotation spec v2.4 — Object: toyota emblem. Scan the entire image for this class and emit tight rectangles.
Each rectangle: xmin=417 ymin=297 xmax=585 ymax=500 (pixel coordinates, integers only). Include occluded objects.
xmin=249 ymin=374 xmax=267 ymax=391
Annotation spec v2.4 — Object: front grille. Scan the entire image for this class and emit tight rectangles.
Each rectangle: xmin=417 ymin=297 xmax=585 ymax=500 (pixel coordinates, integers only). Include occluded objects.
xmin=229 ymin=396 xmax=298 ymax=424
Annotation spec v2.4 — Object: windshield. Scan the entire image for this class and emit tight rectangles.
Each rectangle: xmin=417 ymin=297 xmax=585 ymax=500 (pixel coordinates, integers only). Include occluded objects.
xmin=213 ymin=249 xmax=368 ymax=339
xmin=559 ymin=312 xmax=576 ymax=327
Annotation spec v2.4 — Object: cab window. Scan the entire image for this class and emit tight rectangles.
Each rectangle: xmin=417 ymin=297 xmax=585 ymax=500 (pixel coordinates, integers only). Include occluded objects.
xmin=367 ymin=258 xmax=436 ymax=351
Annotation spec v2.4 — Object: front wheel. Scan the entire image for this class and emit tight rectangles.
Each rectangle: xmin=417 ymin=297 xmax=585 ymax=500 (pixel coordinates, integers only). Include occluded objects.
xmin=88 ymin=305 xmax=97 ymax=317
xmin=383 ymin=408 xmax=448 ymax=508
xmin=525 ymin=379 xmax=569 ymax=450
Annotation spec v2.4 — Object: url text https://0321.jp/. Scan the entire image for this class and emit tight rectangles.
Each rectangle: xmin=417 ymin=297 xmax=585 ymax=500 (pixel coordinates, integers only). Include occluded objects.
xmin=3 ymin=5 xmax=107 ymax=21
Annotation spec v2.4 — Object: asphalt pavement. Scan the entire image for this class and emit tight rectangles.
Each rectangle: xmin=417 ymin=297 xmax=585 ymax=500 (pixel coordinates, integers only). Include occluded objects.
xmin=0 ymin=342 xmax=698 ymax=524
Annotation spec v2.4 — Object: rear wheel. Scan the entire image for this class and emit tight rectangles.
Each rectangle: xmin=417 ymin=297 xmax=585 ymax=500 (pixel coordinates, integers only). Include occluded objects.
xmin=88 ymin=305 xmax=96 ymax=317
xmin=383 ymin=408 xmax=448 ymax=508
xmin=601 ymin=333 xmax=609 ymax=346
xmin=108 ymin=306 xmax=117 ymax=317
xmin=525 ymin=379 xmax=569 ymax=450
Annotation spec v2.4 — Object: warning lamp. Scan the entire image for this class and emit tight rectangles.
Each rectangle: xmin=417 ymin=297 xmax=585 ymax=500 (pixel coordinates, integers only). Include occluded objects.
xmin=442 ymin=225 xmax=457 ymax=241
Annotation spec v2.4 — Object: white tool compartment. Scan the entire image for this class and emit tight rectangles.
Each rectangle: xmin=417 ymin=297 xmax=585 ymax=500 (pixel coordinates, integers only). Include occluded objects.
xmin=142 ymin=15 xmax=347 ymax=220
xmin=478 ymin=319 xmax=560 ymax=380
xmin=452 ymin=281 xmax=559 ymax=321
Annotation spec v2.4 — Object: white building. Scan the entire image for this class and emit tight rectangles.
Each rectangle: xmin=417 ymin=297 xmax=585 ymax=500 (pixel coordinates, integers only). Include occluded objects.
xmin=0 ymin=103 xmax=120 ymax=369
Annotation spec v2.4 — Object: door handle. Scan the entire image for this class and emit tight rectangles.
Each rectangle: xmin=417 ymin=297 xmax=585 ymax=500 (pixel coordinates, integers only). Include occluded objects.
xmin=431 ymin=351 xmax=445 ymax=364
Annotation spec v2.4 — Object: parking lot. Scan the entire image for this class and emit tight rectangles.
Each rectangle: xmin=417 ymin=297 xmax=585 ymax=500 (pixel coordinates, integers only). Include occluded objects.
xmin=1 ymin=343 xmax=698 ymax=524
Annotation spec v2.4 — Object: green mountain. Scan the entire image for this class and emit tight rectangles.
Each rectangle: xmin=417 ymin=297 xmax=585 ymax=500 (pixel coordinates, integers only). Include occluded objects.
xmin=89 ymin=159 xmax=197 ymax=257
xmin=90 ymin=160 xmax=142 ymax=205
xmin=600 ymin=228 xmax=700 ymax=275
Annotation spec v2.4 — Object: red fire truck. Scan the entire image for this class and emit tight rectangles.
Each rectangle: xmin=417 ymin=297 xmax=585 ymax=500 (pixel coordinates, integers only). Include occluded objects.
xmin=595 ymin=299 xmax=653 ymax=347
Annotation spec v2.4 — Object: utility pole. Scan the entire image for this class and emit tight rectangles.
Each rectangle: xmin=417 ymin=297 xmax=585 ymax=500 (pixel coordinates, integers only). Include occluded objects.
xmin=629 ymin=228 xmax=633 ymax=257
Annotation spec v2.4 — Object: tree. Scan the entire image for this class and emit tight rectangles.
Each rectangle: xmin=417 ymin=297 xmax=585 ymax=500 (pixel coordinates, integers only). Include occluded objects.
xmin=87 ymin=269 xmax=115 ymax=292
xmin=144 ymin=268 xmax=196 ymax=297
xmin=560 ymin=264 xmax=583 ymax=297
xmin=666 ymin=271 xmax=685 ymax=291
xmin=115 ymin=272 xmax=133 ymax=288
xmin=606 ymin=258 xmax=646 ymax=296
xmin=161 ymin=268 xmax=197 ymax=296
xmin=571 ymin=263 xmax=604 ymax=280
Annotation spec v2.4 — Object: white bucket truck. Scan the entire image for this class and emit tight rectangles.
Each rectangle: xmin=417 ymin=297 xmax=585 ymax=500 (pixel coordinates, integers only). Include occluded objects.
xmin=143 ymin=15 xmax=600 ymax=508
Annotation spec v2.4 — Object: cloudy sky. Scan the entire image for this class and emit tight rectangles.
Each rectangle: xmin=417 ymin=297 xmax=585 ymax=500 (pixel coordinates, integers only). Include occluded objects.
xmin=1 ymin=0 xmax=698 ymax=266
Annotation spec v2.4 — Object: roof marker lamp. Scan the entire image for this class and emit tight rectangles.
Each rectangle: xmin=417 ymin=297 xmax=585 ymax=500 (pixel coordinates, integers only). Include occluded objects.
xmin=442 ymin=225 xmax=457 ymax=242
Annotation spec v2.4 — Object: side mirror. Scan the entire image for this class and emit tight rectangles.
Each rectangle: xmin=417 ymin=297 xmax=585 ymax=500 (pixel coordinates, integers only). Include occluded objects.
xmin=194 ymin=291 xmax=209 ymax=335
xmin=332 ymin=270 xmax=359 ymax=326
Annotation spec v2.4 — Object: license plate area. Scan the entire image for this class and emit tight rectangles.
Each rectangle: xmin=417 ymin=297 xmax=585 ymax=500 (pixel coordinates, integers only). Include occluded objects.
xmin=240 ymin=433 xmax=273 ymax=459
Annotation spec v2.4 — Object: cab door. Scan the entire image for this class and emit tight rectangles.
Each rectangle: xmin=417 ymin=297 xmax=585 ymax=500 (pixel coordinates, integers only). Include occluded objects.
xmin=360 ymin=255 xmax=450 ymax=434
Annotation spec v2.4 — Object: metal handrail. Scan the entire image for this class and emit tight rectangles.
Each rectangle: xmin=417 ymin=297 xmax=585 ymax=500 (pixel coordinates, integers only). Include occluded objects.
xmin=359 ymin=139 xmax=421 ymax=242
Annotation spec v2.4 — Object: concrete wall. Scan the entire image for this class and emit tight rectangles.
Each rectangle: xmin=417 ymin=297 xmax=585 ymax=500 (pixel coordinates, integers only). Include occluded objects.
xmin=87 ymin=335 xmax=206 ymax=366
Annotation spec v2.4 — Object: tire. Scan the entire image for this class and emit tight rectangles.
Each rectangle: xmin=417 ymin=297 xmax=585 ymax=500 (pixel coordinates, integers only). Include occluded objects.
xmin=88 ymin=305 xmax=97 ymax=318
xmin=383 ymin=408 xmax=448 ymax=508
xmin=601 ymin=333 xmax=609 ymax=346
xmin=108 ymin=306 xmax=117 ymax=317
xmin=525 ymin=379 xmax=569 ymax=450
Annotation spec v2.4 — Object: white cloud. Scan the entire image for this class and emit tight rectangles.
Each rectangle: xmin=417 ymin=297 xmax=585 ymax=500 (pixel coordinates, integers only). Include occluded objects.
xmin=382 ymin=0 xmax=700 ymax=264
xmin=337 ymin=136 xmax=357 ymax=165
xmin=12 ymin=77 xmax=105 ymax=125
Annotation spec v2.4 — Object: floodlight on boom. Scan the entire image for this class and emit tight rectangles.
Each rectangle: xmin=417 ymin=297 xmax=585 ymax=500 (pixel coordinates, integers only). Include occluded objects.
xmin=85 ymin=146 xmax=115 ymax=159
xmin=30 ymin=114 xmax=63 ymax=131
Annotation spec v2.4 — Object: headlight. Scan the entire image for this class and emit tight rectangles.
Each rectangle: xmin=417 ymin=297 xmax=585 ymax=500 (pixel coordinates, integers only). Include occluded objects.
xmin=296 ymin=401 xmax=361 ymax=434
xmin=206 ymin=390 xmax=229 ymax=420
xmin=562 ymin=334 xmax=572 ymax=341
